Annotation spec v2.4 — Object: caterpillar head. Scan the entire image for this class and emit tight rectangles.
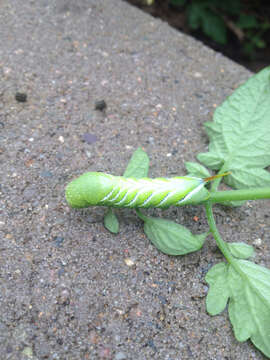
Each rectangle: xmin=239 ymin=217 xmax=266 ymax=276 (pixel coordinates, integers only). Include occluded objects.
xmin=65 ymin=172 xmax=113 ymax=208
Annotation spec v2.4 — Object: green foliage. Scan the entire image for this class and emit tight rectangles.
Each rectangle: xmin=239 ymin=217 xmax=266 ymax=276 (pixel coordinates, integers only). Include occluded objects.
xmin=169 ymin=0 xmax=269 ymax=56
xmin=227 ymin=242 xmax=254 ymax=259
xmin=237 ymin=13 xmax=258 ymax=29
xmin=123 ymin=147 xmax=149 ymax=178
xmin=187 ymin=0 xmax=226 ymax=44
xmin=136 ymin=210 xmax=207 ymax=255
xmin=206 ymin=260 xmax=270 ymax=356
xmin=71 ymin=66 xmax=270 ymax=357
xmin=197 ymin=66 xmax=270 ymax=189
xmin=127 ymin=67 xmax=270 ymax=356
xmin=104 ymin=208 xmax=119 ymax=234
xmin=201 ymin=67 xmax=270 ymax=357
xmin=185 ymin=161 xmax=210 ymax=178
xmin=237 ymin=15 xmax=270 ymax=57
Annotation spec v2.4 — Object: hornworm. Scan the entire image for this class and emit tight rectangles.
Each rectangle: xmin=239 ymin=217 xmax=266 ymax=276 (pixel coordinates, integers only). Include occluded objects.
xmin=65 ymin=172 xmax=228 ymax=209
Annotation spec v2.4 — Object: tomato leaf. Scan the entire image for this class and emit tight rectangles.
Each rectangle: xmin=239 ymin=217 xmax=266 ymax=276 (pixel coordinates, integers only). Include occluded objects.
xmin=104 ymin=208 xmax=119 ymax=234
xmin=123 ymin=147 xmax=149 ymax=178
xmin=205 ymin=262 xmax=230 ymax=315
xmin=227 ymin=242 xmax=254 ymax=259
xmin=185 ymin=161 xmax=211 ymax=178
xmin=206 ymin=260 xmax=270 ymax=358
xmin=142 ymin=215 xmax=207 ymax=255
xmin=197 ymin=67 xmax=270 ymax=189
xmin=201 ymin=11 xmax=227 ymax=44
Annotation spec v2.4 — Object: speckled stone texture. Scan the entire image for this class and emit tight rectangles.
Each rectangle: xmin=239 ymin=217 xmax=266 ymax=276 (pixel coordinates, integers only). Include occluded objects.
xmin=0 ymin=0 xmax=269 ymax=359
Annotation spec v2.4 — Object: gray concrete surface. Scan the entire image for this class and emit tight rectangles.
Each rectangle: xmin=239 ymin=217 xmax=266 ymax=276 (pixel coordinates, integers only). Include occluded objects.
xmin=0 ymin=0 xmax=269 ymax=359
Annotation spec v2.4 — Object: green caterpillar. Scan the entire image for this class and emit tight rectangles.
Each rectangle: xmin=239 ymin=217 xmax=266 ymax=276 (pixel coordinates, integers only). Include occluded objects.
xmin=65 ymin=172 xmax=228 ymax=209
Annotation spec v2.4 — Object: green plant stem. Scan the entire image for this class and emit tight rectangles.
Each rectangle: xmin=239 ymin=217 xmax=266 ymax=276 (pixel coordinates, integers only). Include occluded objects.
xmin=208 ymin=187 xmax=270 ymax=203
xmin=204 ymin=202 xmax=235 ymax=264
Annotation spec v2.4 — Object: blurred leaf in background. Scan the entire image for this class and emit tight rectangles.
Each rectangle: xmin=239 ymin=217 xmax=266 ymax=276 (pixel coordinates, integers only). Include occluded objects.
xmin=139 ymin=0 xmax=270 ymax=59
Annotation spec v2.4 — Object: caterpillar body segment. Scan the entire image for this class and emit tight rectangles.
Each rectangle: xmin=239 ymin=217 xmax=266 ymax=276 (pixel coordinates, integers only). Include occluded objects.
xmin=65 ymin=172 xmax=210 ymax=209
